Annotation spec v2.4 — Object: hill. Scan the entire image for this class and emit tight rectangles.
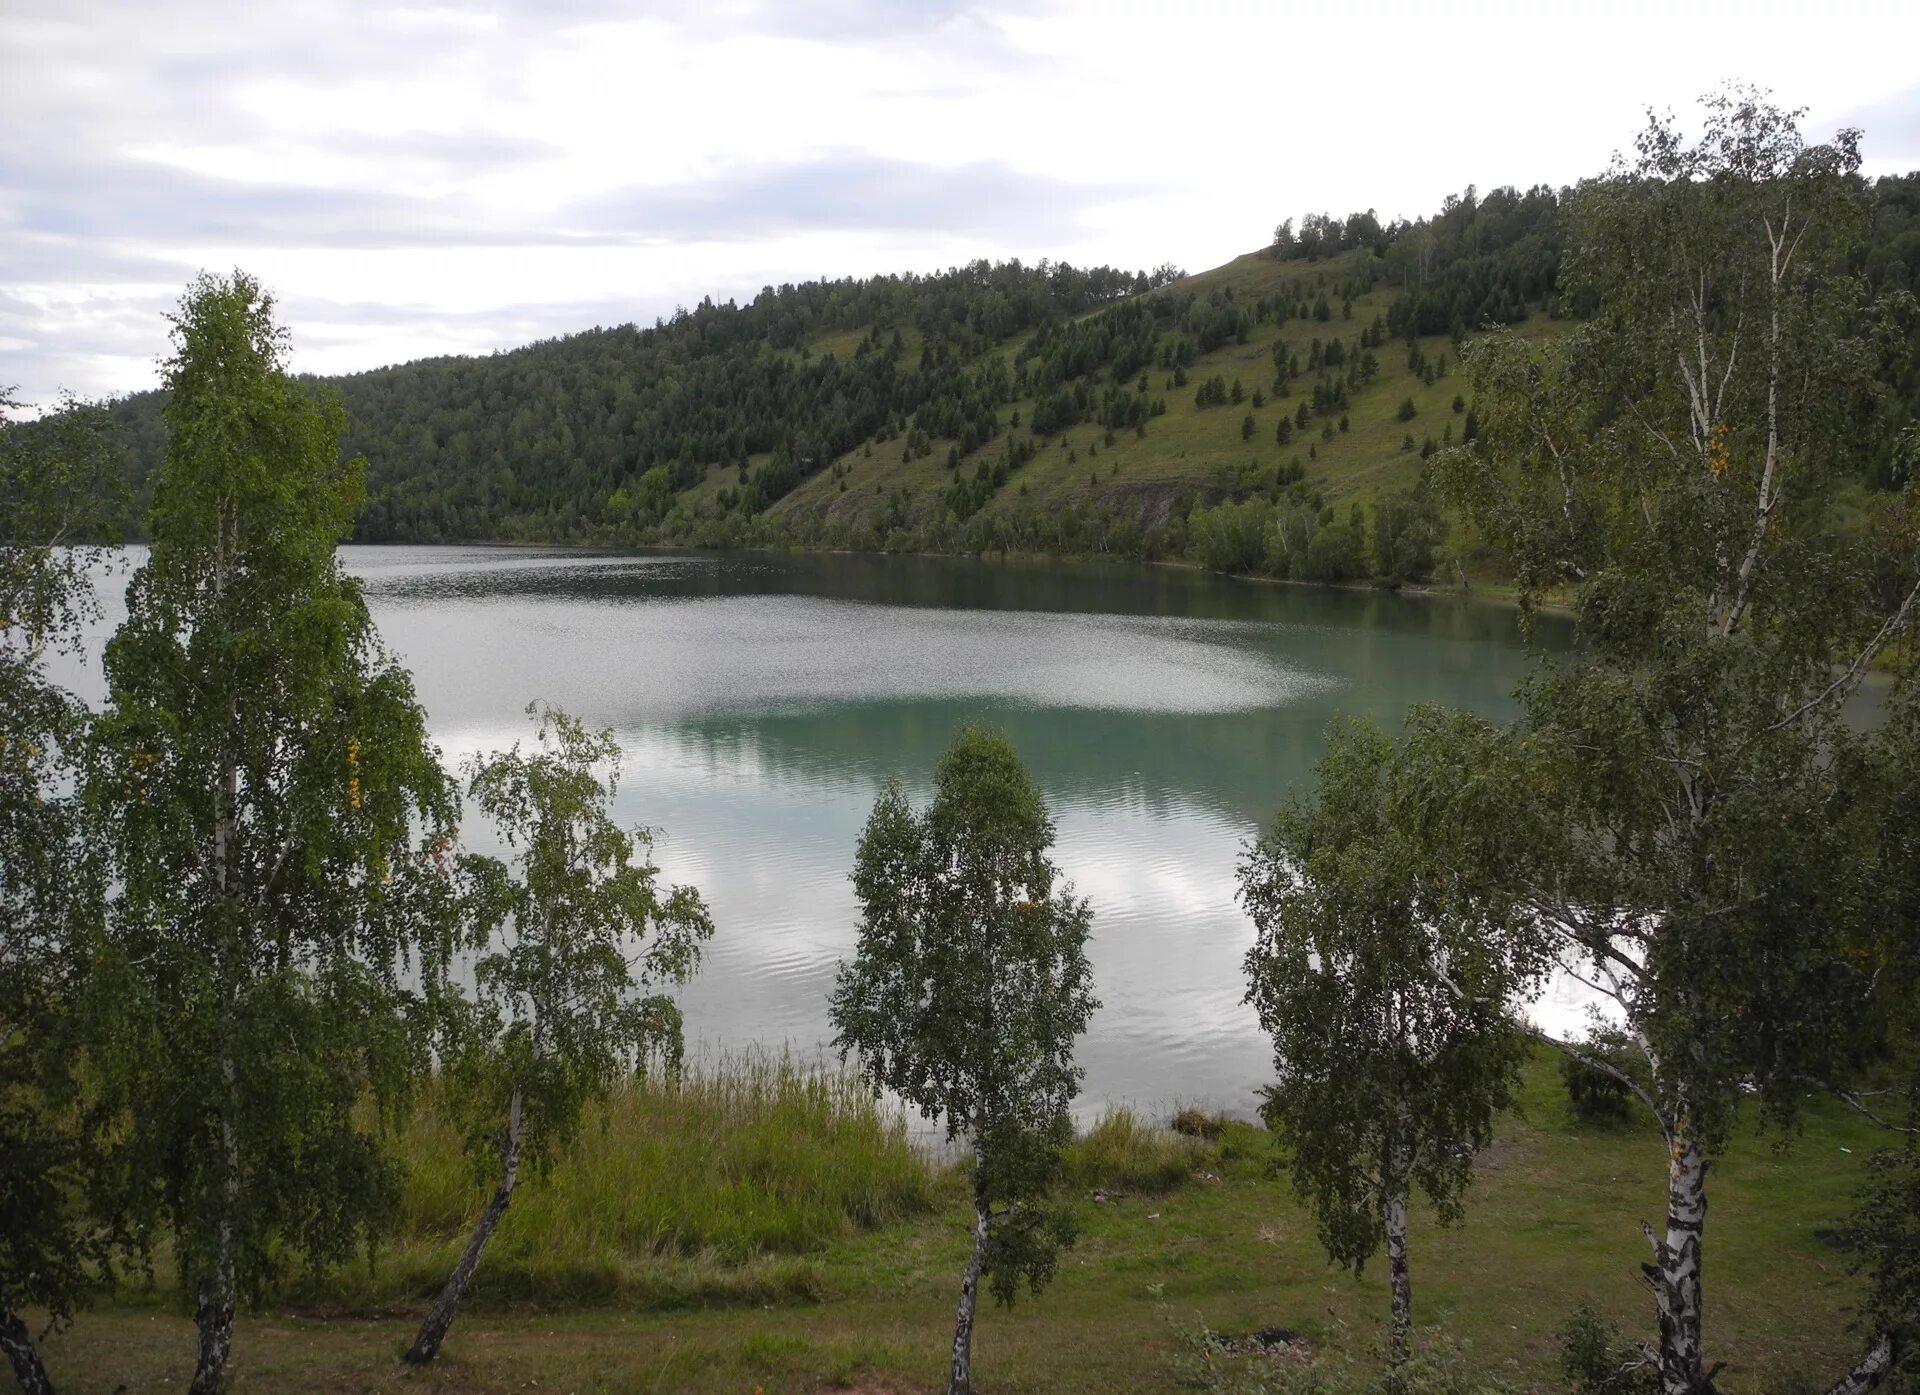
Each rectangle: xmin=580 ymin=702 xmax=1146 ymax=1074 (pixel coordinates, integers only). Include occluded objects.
xmin=93 ymin=175 xmax=1920 ymax=586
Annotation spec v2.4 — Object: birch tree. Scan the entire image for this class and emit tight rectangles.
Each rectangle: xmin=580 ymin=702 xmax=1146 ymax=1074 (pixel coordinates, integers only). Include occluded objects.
xmin=1240 ymin=711 xmax=1532 ymax=1372
xmin=0 ymin=392 xmax=126 ymax=1395
xmin=404 ymin=704 xmax=713 ymax=1364
xmin=1438 ymin=90 xmax=1920 ymax=1395
xmin=90 ymin=274 xmax=459 ymax=1395
xmin=830 ymin=724 xmax=1096 ymax=1395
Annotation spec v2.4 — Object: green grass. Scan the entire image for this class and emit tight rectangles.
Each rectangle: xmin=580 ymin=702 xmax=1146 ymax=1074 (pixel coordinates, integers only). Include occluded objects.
xmin=38 ymin=1051 xmax=1890 ymax=1394
xmin=1063 ymin=1109 xmax=1212 ymax=1195
xmin=744 ymin=246 xmax=1576 ymax=556
xmin=315 ymin=1051 xmax=941 ymax=1310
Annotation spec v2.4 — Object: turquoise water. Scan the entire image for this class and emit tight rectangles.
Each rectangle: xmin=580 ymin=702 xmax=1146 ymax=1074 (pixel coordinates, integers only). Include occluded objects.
xmin=61 ymin=545 xmax=1566 ymax=1117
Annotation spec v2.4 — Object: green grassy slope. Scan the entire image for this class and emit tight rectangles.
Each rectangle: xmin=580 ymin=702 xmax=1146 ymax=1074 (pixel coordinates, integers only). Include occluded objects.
xmin=666 ymin=248 xmax=1571 ymax=552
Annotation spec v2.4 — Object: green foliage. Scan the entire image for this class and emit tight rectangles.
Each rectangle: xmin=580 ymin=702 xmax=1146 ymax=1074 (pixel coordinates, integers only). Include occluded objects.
xmin=1062 ymin=1111 xmax=1203 ymax=1195
xmin=101 ymin=261 xmax=1179 ymax=540
xmin=831 ymin=724 xmax=1097 ymax=1308
xmin=392 ymin=1056 xmax=934 ymax=1275
xmin=88 ymin=272 xmax=461 ymax=1380
xmin=1241 ymin=712 xmax=1532 ymax=1273
xmin=0 ymin=389 xmax=130 ymax=1361
xmin=1382 ymin=185 xmax=1565 ymax=337
xmin=1557 ymin=1306 xmax=1656 ymax=1395
xmin=1442 ymin=91 xmax=1917 ymax=1148
xmin=1434 ymin=92 xmax=1920 ymax=1388
xmin=1558 ymin=1031 xmax=1639 ymax=1127
xmin=1847 ymin=1149 xmax=1920 ymax=1355
xmin=1303 ymin=504 xmax=1368 ymax=583
xmin=445 ymin=704 xmax=715 ymax=1178
xmin=1371 ymin=486 xmax=1441 ymax=583
xmin=1188 ymin=497 xmax=1270 ymax=575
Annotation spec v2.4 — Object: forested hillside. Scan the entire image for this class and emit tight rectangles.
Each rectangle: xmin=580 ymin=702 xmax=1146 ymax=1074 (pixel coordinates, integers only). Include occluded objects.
xmin=94 ymin=173 xmax=1920 ymax=584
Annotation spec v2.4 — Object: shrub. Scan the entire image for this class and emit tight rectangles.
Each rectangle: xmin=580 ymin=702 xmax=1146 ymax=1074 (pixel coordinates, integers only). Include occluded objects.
xmin=1559 ymin=1031 xmax=1640 ymax=1126
xmin=1558 ymin=1306 xmax=1655 ymax=1395
xmin=1170 ymin=1107 xmax=1225 ymax=1140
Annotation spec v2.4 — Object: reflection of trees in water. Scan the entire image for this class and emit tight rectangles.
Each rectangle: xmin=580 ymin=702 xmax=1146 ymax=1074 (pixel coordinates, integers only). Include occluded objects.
xmin=357 ymin=544 xmax=1575 ymax=649
xmin=650 ymin=699 xmax=1361 ymax=830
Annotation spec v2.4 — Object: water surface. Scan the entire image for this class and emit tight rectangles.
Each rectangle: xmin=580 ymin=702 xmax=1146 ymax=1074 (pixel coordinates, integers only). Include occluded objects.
xmin=62 ymin=545 xmax=1570 ymax=1118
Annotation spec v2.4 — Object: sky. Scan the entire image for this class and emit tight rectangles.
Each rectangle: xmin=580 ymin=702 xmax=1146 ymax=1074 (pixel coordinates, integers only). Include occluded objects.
xmin=5 ymin=0 xmax=1920 ymax=408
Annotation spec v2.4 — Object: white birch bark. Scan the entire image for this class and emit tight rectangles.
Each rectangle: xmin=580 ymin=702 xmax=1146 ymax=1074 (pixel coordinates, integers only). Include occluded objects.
xmin=0 ymin=1308 xmax=56 ymax=1395
xmin=947 ymin=1193 xmax=991 ymax=1395
xmin=404 ymin=1085 xmax=525 ymax=1365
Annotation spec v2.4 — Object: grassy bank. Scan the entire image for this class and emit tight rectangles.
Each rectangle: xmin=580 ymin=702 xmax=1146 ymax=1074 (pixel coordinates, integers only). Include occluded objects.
xmin=40 ymin=1052 xmax=1888 ymax=1393
xmin=319 ymin=1052 xmax=942 ymax=1311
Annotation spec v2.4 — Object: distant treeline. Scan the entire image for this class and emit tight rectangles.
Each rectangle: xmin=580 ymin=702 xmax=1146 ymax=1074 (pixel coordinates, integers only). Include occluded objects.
xmin=83 ymin=173 xmax=1920 ymax=550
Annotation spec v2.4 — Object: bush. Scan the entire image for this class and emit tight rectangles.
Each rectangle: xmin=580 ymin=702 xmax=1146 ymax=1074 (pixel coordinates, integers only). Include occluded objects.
xmin=1189 ymin=498 xmax=1272 ymax=575
xmin=1397 ymin=397 xmax=1418 ymax=422
xmin=1171 ymin=1107 xmax=1225 ymax=1140
xmin=1558 ymin=1306 xmax=1655 ymax=1395
xmin=1559 ymin=1032 xmax=1639 ymax=1126
xmin=1301 ymin=506 xmax=1368 ymax=583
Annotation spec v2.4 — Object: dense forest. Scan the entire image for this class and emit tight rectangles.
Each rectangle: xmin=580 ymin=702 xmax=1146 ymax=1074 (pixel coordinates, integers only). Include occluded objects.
xmin=84 ymin=174 xmax=1920 ymax=580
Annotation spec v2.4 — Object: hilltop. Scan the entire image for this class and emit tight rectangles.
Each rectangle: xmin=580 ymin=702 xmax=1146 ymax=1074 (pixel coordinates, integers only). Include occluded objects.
xmin=94 ymin=175 xmax=1920 ymax=586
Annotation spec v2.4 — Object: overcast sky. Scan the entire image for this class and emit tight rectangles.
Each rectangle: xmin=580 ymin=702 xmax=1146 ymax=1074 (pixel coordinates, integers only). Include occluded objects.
xmin=5 ymin=0 xmax=1920 ymax=407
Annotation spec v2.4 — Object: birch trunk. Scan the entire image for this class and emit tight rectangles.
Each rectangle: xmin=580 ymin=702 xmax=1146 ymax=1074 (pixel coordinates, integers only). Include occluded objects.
xmin=189 ymin=730 xmax=242 ymax=1395
xmin=1645 ymin=1125 xmax=1711 ymax=1395
xmin=1383 ymin=1176 xmax=1412 ymax=1371
xmin=0 ymin=1308 xmax=55 ymax=1395
xmin=1822 ymin=1331 xmax=1897 ymax=1395
xmin=947 ymin=1196 xmax=991 ymax=1395
xmin=189 ymin=1053 xmax=241 ymax=1395
xmin=404 ymin=1086 xmax=524 ymax=1365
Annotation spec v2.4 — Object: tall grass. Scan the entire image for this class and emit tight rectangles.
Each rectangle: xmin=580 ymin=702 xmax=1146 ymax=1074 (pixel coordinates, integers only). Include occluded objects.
xmin=302 ymin=1052 xmax=939 ymax=1310
xmin=1063 ymin=1109 xmax=1211 ymax=1194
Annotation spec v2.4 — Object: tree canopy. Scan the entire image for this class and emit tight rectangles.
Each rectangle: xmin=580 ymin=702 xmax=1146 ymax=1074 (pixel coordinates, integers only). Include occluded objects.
xmin=90 ymin=272 xmax=461 ymax=1395
xmin=831 ymin=725 xmax=1097 ymax=1395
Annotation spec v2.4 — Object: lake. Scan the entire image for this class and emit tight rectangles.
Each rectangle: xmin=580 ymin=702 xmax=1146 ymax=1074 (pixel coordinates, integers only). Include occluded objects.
xmin=58 ymin=545 xmax=1573 ymax=1120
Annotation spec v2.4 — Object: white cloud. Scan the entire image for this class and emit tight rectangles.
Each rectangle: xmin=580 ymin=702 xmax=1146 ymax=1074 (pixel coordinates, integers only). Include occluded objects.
xmin=4 ymin=0 xmax=1918 ymax=405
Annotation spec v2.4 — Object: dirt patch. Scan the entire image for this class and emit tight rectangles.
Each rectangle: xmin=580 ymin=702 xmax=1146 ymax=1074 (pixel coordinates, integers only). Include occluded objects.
xmin=1214 ymin=1326 xmax=1313 ymax=1364
xmin=1473 ymin=1138 xmax=1527 ymax=1172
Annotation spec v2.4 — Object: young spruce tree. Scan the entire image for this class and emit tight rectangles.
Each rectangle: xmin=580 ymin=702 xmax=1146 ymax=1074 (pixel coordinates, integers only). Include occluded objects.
xmin=91 ymin=274 xmax=459 ymax=1394
xmin=831 ymin=725 xmax=1096 ymax=1395
xmin=405 ymin=704 xmax=713 ymax=1364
